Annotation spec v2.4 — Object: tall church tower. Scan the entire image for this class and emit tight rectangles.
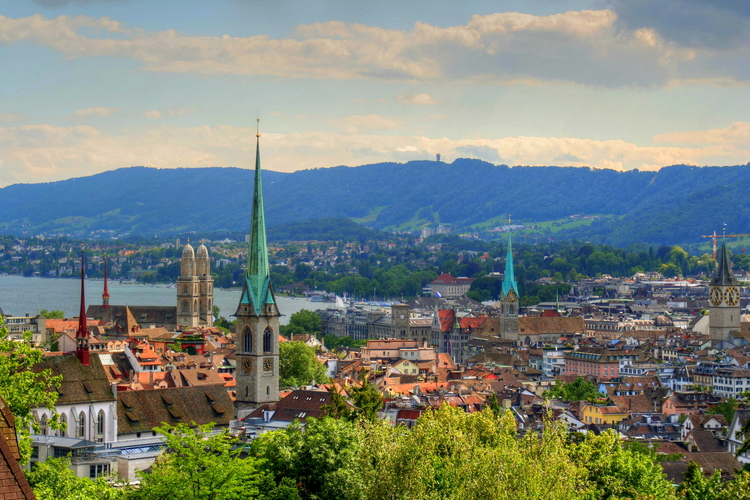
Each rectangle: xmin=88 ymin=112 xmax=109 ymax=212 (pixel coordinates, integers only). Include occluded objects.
xmin=76 ymin=249 xmax=90 ymax=366
xmin=196 ymin=241 xmax=214 ymax=327
xmin=498 ymin=230 xmax=520 ymax=341
xmin=177 ymin=240 xmax=200 ymax=329
xmin=235 ymin=122 xmax=281 ymax=413
xmin=709 ymin=241 xmax=740 ymax=342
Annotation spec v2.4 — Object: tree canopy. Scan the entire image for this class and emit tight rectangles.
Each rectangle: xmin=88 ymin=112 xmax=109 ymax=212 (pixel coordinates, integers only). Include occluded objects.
xmin=279 ymin=341 xmax=330 ymax=387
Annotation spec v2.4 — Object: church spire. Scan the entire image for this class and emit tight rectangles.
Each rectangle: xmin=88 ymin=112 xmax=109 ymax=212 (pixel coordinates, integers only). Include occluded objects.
xmin=711 ymin=240 xmax=737 ymax=286
xmin=76 ymin=248 xmax=90 ymax=366
xmin=243 ymin=120 xmax=275 ymax=314
xmin=102 ymin=254 xmax=110 ymax=309
xmin=502 ymin=217 xmax=518 ymax=297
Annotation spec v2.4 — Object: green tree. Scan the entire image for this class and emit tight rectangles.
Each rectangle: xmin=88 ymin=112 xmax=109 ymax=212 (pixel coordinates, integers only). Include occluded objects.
xmin=26 ymin=456 xmax=124 ymax=500
xmin=544 ymin=376 xmax=604 ymax=402
xmin=132 ymin=423 xmax=267 ymax=500
xmin=717 ymin=470 xmax=750 ymax=500
xmin=0 ymin=316 xmax=63 ymax=463
xmin=324 ymin=377 xmax=383 ymax=423
xmin=706 ymin=397 xmax=737 ymax=425
xmin=677 ymin=461 xmax=721 ymax=500
xmin=279 ymin=341 xmax=329 ymax=387
xmin=280 ymin=309 xmax=322 ymax=338
xmin=38 ymin=309 xmax=65 ymax=319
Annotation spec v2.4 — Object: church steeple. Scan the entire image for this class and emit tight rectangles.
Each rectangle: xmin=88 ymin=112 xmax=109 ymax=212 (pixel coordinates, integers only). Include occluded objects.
xmin=711 ymin=240 xmax=737 ymax=286
xmin=502 ymin=223 xmax=518 ymax=298
xmin=102 ymin=254 xmax=110 ymax=309
xmin=76 ymin=248 xmax=90 ymax=366
xmin=241 ymin=121 xmax=276 ymax=315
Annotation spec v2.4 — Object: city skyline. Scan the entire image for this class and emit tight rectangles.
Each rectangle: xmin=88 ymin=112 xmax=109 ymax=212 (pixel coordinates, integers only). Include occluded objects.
xmin=1 ymin=0 xmax=749 ymax=186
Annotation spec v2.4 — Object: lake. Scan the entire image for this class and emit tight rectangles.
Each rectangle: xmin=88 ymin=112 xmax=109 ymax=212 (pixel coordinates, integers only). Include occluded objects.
xmin=0 ymin=275 xmax=331 ymax=325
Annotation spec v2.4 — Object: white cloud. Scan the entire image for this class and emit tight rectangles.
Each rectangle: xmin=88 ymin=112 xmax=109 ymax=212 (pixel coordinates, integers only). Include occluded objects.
xmin=333 ymin=115 xmax=403 ymax=133
xmin=143 ymin=110 xmax=162 ymax=119
xmin=167 ymin=108 xmax=194 ymax=116
xmin=653 ymin=121 xmax=750 ymax=146
xmin=397 ymin=93 xmax=437 ymax=105
xmin=0 ymin=113 xmax=23 ymax=123
xmin=0 ymin=121 xmax=746 ymax=187
xmin=0 ymin=11 xmax=725 ymax=87
xmin=72 ymin=106 xmax=120 ymax=118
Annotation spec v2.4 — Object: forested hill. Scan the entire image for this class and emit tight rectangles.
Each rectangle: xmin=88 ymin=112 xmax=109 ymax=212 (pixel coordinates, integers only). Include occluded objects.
xmin=1 ymin=160 xmax=749 ymax=246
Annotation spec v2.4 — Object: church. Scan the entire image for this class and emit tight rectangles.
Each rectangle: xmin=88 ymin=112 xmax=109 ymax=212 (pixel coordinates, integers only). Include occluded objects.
xmin=708 ymin=240 xmax=745 ymax=346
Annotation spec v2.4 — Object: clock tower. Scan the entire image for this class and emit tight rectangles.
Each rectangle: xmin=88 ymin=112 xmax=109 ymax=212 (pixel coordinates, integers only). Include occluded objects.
xmin=235 ymin=123 xmax=281 ymax=414
xmin=499 ymin=230 xmax=520 ymax=342
xmin=708 ymin=241 xmax=740 ymax=342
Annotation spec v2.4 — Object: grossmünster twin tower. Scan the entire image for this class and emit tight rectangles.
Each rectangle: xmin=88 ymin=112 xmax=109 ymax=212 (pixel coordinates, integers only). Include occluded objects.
xmin=233 ymin=125 xmax=282 ymax=412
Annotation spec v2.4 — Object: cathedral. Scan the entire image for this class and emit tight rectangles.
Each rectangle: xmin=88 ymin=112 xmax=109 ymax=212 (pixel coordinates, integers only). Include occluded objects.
xmin=234 ymin=125 xmax=281 ymax=413
xmin=176 ymin=240 xmax=214 ymax=328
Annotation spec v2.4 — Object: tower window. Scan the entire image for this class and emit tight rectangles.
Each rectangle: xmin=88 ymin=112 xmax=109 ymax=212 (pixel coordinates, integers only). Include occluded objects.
xmin=263 ymin=327 xmax=272 ymax=353
xmin=76 ymin=412 xmax=86 ymax=439
xmin=266 ymin=386 xmax=270 ymax=396
xmin=244 ymin=328 xmax=253 ymax=353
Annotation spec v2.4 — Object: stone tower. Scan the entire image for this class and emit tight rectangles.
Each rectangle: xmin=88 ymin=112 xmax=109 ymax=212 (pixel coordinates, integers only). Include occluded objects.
xmin=196 ymin=241 xmax=214 ymax=327
xmin=391 ymin=303 xmax=411 ymax=339
xmin=498 ymin=231 xmax=520 ymax=341
xmin=177 ymin=241 xmax=200 ymax=329
xmin=709 ymin=241 xmax=740 ymax=342
xmin=235 ymin=125 xmax=281 ymax=414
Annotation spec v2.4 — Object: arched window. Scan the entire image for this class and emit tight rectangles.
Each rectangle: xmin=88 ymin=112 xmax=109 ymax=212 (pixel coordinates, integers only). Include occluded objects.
xmin=182 ymin=285 xmax=187 ymax=294
xmin=266 ymin=386 xmax=270 ymax=396
xmin=182 ymin=300 xmax=188 ymax=313
xmin=59 ymin=414 xmax=67 ymax=438
xmin=96 ymin=410 xmax=105 ymax=442
xmin=263 ymin=327 xmax=272 ymax=353
xmin=40 ymin=414 xmax=48 ymax=436
xmin=76 ymin=412 xmax=85 ymax=439
xmin=244 ymin=328 xmax=252 ymax=353
xmin=245 ymin=386 xmax=249 ymax=398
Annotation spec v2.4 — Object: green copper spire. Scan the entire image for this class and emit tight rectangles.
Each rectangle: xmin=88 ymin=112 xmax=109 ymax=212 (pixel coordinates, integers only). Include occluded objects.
xmin=502 ymin=226 xmax=518 ymax=297
xmin=242 ymin=122 xmax=275 ymax=314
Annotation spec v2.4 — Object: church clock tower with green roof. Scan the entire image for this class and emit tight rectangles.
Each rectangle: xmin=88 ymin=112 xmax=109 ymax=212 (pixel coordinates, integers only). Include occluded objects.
xmin=499 ymin=228 xmax=520 ymax=342
xmin=235 ymin=123 xmax=281 ymax=413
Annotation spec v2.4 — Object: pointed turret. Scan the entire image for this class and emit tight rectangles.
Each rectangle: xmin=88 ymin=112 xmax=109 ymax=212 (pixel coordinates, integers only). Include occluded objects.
xmin=710 ymin=241 xmax=737 ymax=286
xmin=102 ymin=254 xmax=110 ymax=309
xmin=76 ymin=249 xmax=90 ymax=366
xmin=240 ymin=125 xmax=276 ymax=315
xmin=502 ymin=231 xmax=519 ymax=298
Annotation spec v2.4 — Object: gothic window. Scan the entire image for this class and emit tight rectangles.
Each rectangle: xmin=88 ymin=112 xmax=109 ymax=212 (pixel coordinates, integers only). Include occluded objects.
xmin=245 ymin=387 xmax=248 ymax=398
xmin=244 ymin=328 xmax=253 ymax=353
xmin=59 ymin=414 xmax=67 ymax=438
xmin=183 ymin=285 xmax=187 ymax=294
xmin=96 ymin=410 xmax=105 ymax=442
xmin=76 ymin=412 xmax=85 ymax=439
xmin=182 ymin=300 xmax=188 ymax=313
xmin=266 ymin=386 xmax=270 ymax=396
xmin=263 ymin=327 xmax=272 ymax=353
xmin=40 ymin=414 xmax=48 ymax=436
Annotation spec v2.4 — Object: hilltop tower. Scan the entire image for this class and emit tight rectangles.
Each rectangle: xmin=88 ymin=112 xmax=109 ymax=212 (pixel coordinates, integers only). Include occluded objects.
xmin=196 ymin=241 xmax=214 ymax=327
xmin=708 ymin=241 xmax=740 ymax=342
xmin=498 ymin=229 xmax=520 ymax=342
xmin=102 ymin=254 xmax=110 ymax=309
xmin=76 ymin=249 xmax=90 ymax=366
xmin=235 ymin=122 xmax=281 ymax=413
xmin=177 ymin=240 xmax=200 ymax=329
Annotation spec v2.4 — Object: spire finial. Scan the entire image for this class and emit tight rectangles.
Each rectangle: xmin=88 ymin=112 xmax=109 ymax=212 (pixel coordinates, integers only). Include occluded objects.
xmin=187 ymin=237 xmax=190 ymax=244
xmin=256 ymin=117 xmax=260 ymax=141
xmin=508 ymin=214 xmax=511 ymax=225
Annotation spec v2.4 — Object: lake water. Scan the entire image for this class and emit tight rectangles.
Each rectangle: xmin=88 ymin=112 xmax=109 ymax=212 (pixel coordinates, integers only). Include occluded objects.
xmin=0 ymin=275 xmax=331 ymax=325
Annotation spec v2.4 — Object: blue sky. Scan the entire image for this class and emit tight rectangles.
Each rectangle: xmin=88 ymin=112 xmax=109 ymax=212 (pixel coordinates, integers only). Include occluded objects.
xmin=1 ymin=0 xmax=749 ymax=186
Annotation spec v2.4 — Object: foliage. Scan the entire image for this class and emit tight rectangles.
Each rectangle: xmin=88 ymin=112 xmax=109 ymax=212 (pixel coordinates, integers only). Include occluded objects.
xmin=716 ymin=470 xmax=750 ymax=500
xmin=676 ymin=461 xmax=721 ymax=500
xmin=251 ymin=417 xmax=363 ymax=500
xmin=38 ymin=309 xmax=65 ymax=319
xmin=0 ymin=316 xmax=63 ymax=464
xmin=569 ymin=430 xmax=675 ymax=499
xmin=131 ymin=423 xmax=268 ymax=500
xmin=278 ymin=341 xmax=329 ymax=387
xmin=324 ymin=379 xmax=383 ymax=423
xmin=279 ymin=309 xmax=322 ymax=338
xmin=544 ymin=376 xmax=604 ymax=402
xmin=322 ymin=334 xmax=367 ymax=351
xmin=26 ymin=456 xmax=124 ymax=500
xmin=706 ymin=398 xmax=737 ymax=426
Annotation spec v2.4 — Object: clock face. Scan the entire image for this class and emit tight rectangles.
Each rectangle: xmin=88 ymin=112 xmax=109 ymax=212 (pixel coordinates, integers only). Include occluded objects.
xmin=242 ymin=357 xmax=252 ymax=374
xmin=709 ymin=287 xmax=723 ymax=307
xmin=724 ymin=287 xmax=740 ymax=307
xmin=400 ymin=314 xmax=405 ymax=320
xmin=506 ymin=289 xmax=518 ymax=304
xmin=263 ymin=358 xmax=273 ymax=372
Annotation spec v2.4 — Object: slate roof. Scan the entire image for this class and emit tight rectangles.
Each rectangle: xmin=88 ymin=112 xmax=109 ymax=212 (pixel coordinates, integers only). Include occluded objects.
xmin=117 ymin=385 xmax=232 ymax=435
xmin=35 ymin=353 xmax=115 ymax=405
xmin=246 ymin=389 xmax=333 ymax=423
xmin=518 ymin=316 xmax=585 ymax=335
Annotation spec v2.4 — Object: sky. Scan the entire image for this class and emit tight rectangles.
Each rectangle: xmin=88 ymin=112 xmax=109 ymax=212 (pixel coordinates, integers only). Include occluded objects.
xmin=1 ymin=0 xmax=749 ymax=186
